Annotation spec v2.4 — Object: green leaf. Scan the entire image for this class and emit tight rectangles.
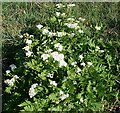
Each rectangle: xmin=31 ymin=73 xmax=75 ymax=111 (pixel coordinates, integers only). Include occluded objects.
xmin=49 ymin=93 xmax=57 ymax=100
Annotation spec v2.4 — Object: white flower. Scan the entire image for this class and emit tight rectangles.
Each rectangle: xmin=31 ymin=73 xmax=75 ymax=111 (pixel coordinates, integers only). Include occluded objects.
xmin=51 ymin=51 xmax=59 ymax=59
xmin=52 ymin=53 xmax=64 ymax=62
xmin=78 ymin=29 xmax=84 ymax=33
xmin=56 ymin=12 xmax=60 ymax=16
xmin=23 ymin=46 xmax=30 ymax=51
xmin=30 ymin=35 xmax=34 ymax=38
xmin=67 ymin=18 xmax=75 ymax=21
xmin=45 ymin=49 xmax=53 ymax=53
xmin=71 ymin=62 xmax=77 ymax=67
xmin=6 ymin=70 xmax=10 ymax=74
xmin=100 ymin=50 xmax=104 ymax=53
xmin=57 ymin=32 xmax=66 ymax=37
xmin=26 ymin=51 xmax=32 ymax=57
xmin=68 ymin=33 xmax=75 ymax=37
xmin=36 ymin=24 xmax=43 ymax=29
xmin=52 ymin=32 xmax=56 ymax=36
xmin=51 ymin=51 xmax=59 ymax=56
xmin=65 ymin=23 xmax=78 ymax=29
xmin=47 ymin=73 xmax=53 ymax=78
xmin=79 ymin=54 xmax=83 ymax=60
xmin=9 ymin=64 xmax=17 ymax=71
xmin=56 ymin=4 xmax=65 ymax=8
xmin=41 ymin=54 xmax=50 ymax=61
xmin=67 ymin=4 xmax=75 ymax=7
xmin=31 ymin=83 xmax=38 ymax=88
xmin=59 ymin=60 xmax=67 ymax=67
xmin=73 ymin=81 xmax=77 ymax=85
xmin=57 ymin=54 xmax=64 ymax=61
xmin=87 ymin=62 xmax=92 ymax=66
xmin=42 ymin=29 xmax=49 ymax=35
xmin=54 ymin=43 xmax=63 ymax=51
xmin=4 ymin=78 xmax=15 ymax=86
xmin=29 ymin=83 xmax=38 ymax=98
xmin=95 ymin=25 xmax=101 ymax=30
xmin=96 ymin=46 xmax=100 ymax=51
xmin=58 ymin=45 xmax=63 ymax=51
xmin=13 ymin=75 xmax=19 ymax=79
xmin=50 ymin=80 xmax=57 ymax=86
xmin=24 ymin=33 xmax=29 ymax=37
xmin=79 ymin=17 xmax=85 ymax=21
xmin=26 ymin=39 xmax=32 ymax=44
xmin=60 ymin=93 xmax=69 ymax=100
xmin=80 ymin=98 xmax=84 ymax=103
xmin=81 ymin=62 xmax=86 ymax=67
xmin=59 ymin=90 xmax=64 ymax=95
xmin=48 ymin=32 xmax=53 ymax=37
xmin=77 ymin=67 xmax=81 ymax=73
xmin=19 ymin=35 xmax=23 ymax=38
xmin=61 ymin=13 xmax=66 ymax=17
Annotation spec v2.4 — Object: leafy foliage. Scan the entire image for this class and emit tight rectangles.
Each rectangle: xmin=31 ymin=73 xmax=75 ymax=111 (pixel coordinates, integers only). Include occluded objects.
xmin=3 ymin=3 xmax=120 ymax=112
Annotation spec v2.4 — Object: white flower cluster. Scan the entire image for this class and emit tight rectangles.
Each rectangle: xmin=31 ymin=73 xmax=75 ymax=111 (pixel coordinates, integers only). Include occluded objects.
xmin=51 ymin=52 xmax=67 ymax=67
xmin=50 ymin=80 xmax=57 ymax=86
xmin=4 ymin=75 xmax=19 ymax=86
xmin=23 ymin=39 xmax=33 ymax=57
xmin=79 ymin=54 xmax=83 ymax=61
xmin=41 ymin=50 xmax=67 ymax=68
xmin=78 ymin=54 xmax=86 ymax=67
xmin=77 ymin=67 xmax=81 ymax=73
xmin=42 ymin=28 xmax=49 ymax=35
xmin=81 ymin=62 xmax=86 ymax=67
xmin=47 ymin=73 xmax=54 ymax=78
xmin=6 ymin=70 xmax=10 ymax=74
xmin=71 ymin=61 xmax=77 ymax=67
xmin=78 ymin=29 xmax=84 ymax=33
xmin=54 ymin=43 xmax=63 ymax=51
xmin=59 ymin=91 xmax=69 ymax=100
xmin=95 ymin=46 xmax=104 ymax=53
xmin=67 ymin=4 xmax=75 ymax=7
xmin=41 ymin=54 xmax=50 ymax=61
xmin=56 ymin=4 xmax=65 ymax=8
xmin=65 ymin=22 xmax=79 ymax=29
xmin=67 ymin=18 xmax=75 ymax=21
xmin=36 ymin=24 xmax=43 ymax=29
xmin=26 ymin=39 xmax=32 ymax=44
xmin=87 ymin=62 xmax=92 ymax=66
xmin=9 ymin=64 xmax=17 ymax=71
xmin=29 ymin=83 xmax=38 ymax=98
xmin=95 ymin=25 xmax=101 ymax=30
xmin=45 ymin=49 xmax=53 ymax=53
xmin=68 ymin=33 xmax=75 ymax=37
xmin=56 ymin=11 xmax=61 ymax=16
xmin=57 ymin=31 xmax=66 ymax=37
xmin=79 ymin=17 xmax=85 ymax=22
xmin=55 ymin=12 xmax=66 ymax=17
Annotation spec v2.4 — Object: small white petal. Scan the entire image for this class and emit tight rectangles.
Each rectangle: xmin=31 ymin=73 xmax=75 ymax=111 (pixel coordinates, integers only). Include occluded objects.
xmin=9 ymin=64 xmax=17 ymax=71
xmin=95 ymin=26 xmax=101 ymax=30
xmin=79 ymin=54 xmax=84 ymax=60
xmin=26 ymin=39 xmax=32 ymax=44
xmin=41 ymin=54 xmax=50 ymax=61
xmin=26 ymin=51 xmax=32 ymax=57
xmin=81 ymin=62 xmax=86 ymax=67
xmin=87 ymin=62 xmax=92 ymax=66
xmin=6 ymin=70 xmax=10 ymax=74
xmin=36 ymin=24 xmax=43 ymax=29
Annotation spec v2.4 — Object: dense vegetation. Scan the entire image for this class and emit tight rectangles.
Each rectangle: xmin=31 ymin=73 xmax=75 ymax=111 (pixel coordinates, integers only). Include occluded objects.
xmin=2 ymin=2 xmax=120 ymax=112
